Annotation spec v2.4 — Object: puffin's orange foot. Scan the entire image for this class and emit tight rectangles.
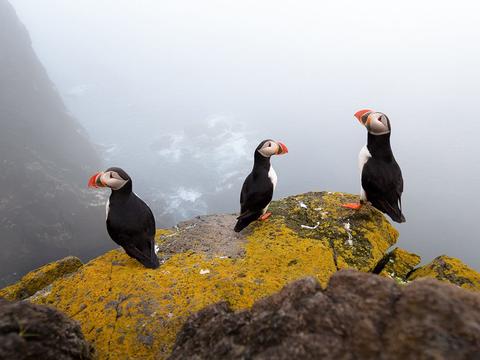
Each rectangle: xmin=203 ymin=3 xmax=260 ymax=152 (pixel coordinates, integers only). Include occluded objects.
xmin=341 ymin=203 xmax=362 ymax=210
xmin=259 ymin=212 xmax=272 ymax=221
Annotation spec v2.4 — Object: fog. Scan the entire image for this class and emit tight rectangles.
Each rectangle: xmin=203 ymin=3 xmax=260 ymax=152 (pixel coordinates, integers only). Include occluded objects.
xmin=10 ymin=0 xmax=480 ymax=270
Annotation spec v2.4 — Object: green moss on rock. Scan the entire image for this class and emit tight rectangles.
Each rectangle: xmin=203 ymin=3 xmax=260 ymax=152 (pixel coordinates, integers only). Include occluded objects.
xmin=0 ymin=256 xmax=83 ymax=301
xmin=408 ymin=255 xmax=480 ymax=291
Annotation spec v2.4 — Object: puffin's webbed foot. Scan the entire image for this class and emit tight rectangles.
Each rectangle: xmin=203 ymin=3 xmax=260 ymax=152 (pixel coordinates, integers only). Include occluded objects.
xmin=341 ymin=203 xmax=362 ymax=210
xmin=259 ymin=212 xmax=272 ymax=221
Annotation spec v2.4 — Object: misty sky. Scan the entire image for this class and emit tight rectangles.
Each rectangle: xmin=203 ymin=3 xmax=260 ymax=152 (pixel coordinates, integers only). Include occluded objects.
xmin=10 ymin=0 xmax=480 ymax=270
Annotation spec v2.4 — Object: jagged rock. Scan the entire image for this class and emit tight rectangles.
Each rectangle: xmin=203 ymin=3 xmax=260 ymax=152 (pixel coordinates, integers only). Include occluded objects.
xmin=169 ymin=270 xmax=480 ymax=360
xmin=409 ymin=255 xmax=480 ymax=291
xmin=377 ymin=247 xmax=421 ymax=282
xmin=0 ymin=256 xmax=83 ymax=301
xmin=0 ymin=298 xmax=93 ymax=360
xmin=13 ymin=192 xmax=397 ymax=359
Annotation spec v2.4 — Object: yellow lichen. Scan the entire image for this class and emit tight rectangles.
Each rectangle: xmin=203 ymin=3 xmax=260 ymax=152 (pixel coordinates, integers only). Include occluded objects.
xmin=379 ymin=247 xmax=421 ymax=281
xmin=0 ymin=256 xmax=83 ymax=301
xmin=409 ymin=255 xmax=480 ymax=291
xmin=24 ymin=192 xmax=399 ymax=359
xmin=32 ymin=221 xmax=336 ymax=359
xmin=269 ymin=192 xmax=398 ymax=271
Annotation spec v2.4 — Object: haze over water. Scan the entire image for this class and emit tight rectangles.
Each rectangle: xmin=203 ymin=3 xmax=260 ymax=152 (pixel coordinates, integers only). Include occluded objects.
xmin=10 ymin=0 xmax=480 ymax=270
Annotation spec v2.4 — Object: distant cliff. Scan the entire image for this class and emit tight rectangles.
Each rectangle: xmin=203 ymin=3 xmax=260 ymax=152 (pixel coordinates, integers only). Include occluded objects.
xmin=0 ymin=0 xmax=111 ymax=286
xmin=2 ymin=192 xmax=479 ymax=359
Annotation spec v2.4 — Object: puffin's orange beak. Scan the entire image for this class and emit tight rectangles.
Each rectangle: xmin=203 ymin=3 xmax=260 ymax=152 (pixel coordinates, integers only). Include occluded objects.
xmin=88 ymin=172 xmax=105 ymax=188
xmin=354 ymin=109 xmax=373 ymax=125
xmin=277 ymin=142 xmax=288 ymax=155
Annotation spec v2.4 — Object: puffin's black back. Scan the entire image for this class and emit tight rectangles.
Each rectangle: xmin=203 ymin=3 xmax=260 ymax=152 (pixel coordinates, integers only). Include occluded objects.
xmin=106 ymin=170 xmax=160 ymax=268
xmin=362 ymin=133 xmax=405 ymax=223
xmin=234 ymin=143 xmax=274 ymax=232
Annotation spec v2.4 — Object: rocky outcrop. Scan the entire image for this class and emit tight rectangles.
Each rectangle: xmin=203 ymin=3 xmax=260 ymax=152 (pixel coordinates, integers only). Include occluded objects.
xmin=26 ymin=192 xmax=397 ymax=359
xmin=0 ymin=256 xmax=83 ymax=301
xmin=376 ymin=247 xmax=421 ymax=282
xmin=409 ymin=255 xmax=480 ymax=291
xmin=2 ymin=192 xmax=480 ymax=359
xmin=0 ymin=298 xmax=93 ymax=360
xmin=170 ymin=270 xmax=480 ymax=360
xmin=0 ymin=0 xmax=109 ymax=287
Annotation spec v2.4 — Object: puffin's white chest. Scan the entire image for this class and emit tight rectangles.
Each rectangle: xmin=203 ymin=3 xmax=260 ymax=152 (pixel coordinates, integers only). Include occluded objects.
xmin=105 ymin=198 xmax=110 ymax=220
xmin=358 ymin=145 xmax=372 ymax=201
xmin=268 ymin=165 xmax=278 ymax=190
xmin=358 ymin=145 xmax=372 ymax=173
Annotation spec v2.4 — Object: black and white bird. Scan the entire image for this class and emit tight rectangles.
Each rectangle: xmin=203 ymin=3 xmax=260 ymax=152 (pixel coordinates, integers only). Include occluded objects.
xmin=88 ymin=167 xmax=160 ymax=268
xmin=342 ymin=109 xmax=405 ymax=223
xmin=234 ymin=140 xmax=288 ymax=232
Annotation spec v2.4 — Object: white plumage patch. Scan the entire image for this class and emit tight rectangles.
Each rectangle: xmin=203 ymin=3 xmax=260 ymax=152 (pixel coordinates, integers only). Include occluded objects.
xmin=258 ymin=166 xmax=278 ymax=216
xmin=268 ymin=165 xmax=278 ymax=190
xmin=358 ymin=145 xmax=371 ymax=200
xmin=358 ymin=145 xmax=371 ymax=172
xmin=105 ymin=198 xmax=110 ymax=220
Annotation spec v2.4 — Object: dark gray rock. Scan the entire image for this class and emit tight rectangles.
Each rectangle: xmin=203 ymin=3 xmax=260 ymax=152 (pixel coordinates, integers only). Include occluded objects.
xmin=0 ymin=298 xmax=93 ymax=360
xmin=0 ymin=0 xmax=110 ymax=287
xmin=169 ymin=270 xmax=480 ymax=360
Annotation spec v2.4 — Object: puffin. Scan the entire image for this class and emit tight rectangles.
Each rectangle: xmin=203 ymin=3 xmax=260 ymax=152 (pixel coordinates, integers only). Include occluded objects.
xmin=342 ymin=109 xmax=405 ymax=223
xmin=88 ymin=167 xmax=160 ymax=268
xmin=234 ymin=139 xmax=288 ymax=232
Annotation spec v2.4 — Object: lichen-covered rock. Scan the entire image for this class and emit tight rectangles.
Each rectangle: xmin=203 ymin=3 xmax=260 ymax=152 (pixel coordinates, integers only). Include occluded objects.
xmin=409 ymin=255 xmax=480 ymax=291
xmin=23 ymin=192 xmax=398 ymax=359
xmin=169 ymin=270 xmax=480 ymax=360
xmin=0 ymin=298 xmax=93 ymax=360
xmin=378 ymin=247 xmax=421 ymax=282
xmin=269 ymin=192 xmax=398 ymax=271
xmin=0 ymin=256 xmax=83 ymax=300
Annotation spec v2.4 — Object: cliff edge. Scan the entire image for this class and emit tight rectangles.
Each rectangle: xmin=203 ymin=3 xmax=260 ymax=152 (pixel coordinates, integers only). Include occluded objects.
xmin=1 ymin=192 xmax=479 ymax=359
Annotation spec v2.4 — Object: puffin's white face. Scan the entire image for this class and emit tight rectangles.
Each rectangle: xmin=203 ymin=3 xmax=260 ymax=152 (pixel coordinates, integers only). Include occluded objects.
xmin=354 ymin=109 xmax=391 ymax=135
xmin=88 ymin=170 xmax=129 ymax=190
xmin=257 ymin=140 xmax=288 ymax=158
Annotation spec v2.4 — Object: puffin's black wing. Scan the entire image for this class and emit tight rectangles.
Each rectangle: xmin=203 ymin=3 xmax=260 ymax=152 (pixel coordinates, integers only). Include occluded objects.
xmin=107 ymin=196 xmax=160 ymax=269
xmin=361 ymin=158 xmax=405 ymax=223
xmin=234 ymin=173 xmax=273 ymax=232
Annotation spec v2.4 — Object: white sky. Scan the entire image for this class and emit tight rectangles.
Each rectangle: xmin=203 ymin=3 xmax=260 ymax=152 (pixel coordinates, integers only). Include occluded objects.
xmin=9 ymin=0 xmax=480 ymax=270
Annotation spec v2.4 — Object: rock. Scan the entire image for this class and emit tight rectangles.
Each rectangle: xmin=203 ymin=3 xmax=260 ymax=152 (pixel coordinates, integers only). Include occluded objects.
xmin=0 ymin=298 xmax=93 ymax=360
xmin=169 ymin=270 xmax=480 ymax=360
xmin=0 ymin=0 xmax=108 ymax=288
xmin=0 ymin=256 xmax=83 ymax=301
xmin=377 ymin=247 xmax=421 ymax=282
xmin=19 ymin=192 xmax=397 ymax=359
xmin=409 ymin=255 xmax=480 ymax=291
xmin=269 ymin=192 xmax=398 ymax=271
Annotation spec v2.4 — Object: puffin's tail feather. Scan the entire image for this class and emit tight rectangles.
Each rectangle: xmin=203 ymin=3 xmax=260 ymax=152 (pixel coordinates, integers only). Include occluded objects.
xmin=234 ymin=220 xmax=248 ymax=232
xmin=124 ymin=244 xmax=160 ymax=269
xmin=376 ymin=198 xmax=406 ymax=223
xmin=234 ymin=211 xmax=260 ymax=232
xmin=138 ymin=255 xmax=160 ymax=269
